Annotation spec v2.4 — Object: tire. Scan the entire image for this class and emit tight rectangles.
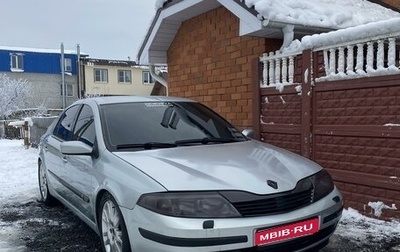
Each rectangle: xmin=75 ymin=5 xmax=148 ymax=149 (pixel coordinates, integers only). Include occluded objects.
xmin=38 ymin=162 xmax=56 ymax=206
xmin=99 ymin=192 xmax=131 ymax=252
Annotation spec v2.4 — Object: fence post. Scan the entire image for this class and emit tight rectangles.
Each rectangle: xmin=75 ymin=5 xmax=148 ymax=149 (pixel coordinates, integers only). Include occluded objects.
xmin=24 ymin=121 xmax=29 ymax=149
xmin=301 ymin=50 xmax=313 ymax=159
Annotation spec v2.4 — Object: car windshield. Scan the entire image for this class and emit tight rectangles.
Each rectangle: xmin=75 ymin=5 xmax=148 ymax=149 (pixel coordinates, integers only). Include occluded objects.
xmin=100 ymin=101 xmax=248 ymax=151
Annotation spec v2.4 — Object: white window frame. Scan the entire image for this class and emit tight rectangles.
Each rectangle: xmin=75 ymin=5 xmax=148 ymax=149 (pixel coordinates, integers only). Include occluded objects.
xmin=60 ymin=83 xmax=74 ymax=97
xmin=142 ymin=71 xmax=154 ymax=84
xmin=64 ymin=58 xmax=72 ymax=72
xmin=94 ymin=68 xmax=108 ymax=83
xmin=118 ymin=70 xmax=132 ymax=84
xmin=66 ymin=83 xmax=74 ymax=97
xmin=10 ymin=53 xmax=24 ymax=72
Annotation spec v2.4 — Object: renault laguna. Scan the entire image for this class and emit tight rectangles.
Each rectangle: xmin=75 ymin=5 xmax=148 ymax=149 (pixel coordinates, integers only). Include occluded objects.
xmin=38 ymin=96 xmax=343 ymax=252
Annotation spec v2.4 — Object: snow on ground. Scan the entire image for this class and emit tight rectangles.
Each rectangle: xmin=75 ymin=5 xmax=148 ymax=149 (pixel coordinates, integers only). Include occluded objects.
xmin=0 ymin=140 xmax=39 ymax=206
xmin=0 ymin=139 xmax=399 ymax=248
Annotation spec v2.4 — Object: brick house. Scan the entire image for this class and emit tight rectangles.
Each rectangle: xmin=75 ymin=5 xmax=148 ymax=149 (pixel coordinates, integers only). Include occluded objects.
xmin=138 ymin=0 xmax=400 ymax=218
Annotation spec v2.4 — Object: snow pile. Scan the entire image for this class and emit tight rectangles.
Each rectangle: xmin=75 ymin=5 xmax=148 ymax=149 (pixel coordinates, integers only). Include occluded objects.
xmin=368 ymin=201 xmax=398 ymax=218
xmin=155 ymin=0 xmax=168 ymax=9
xmin=337 ymin=208 xmax=400 ymax=242
xmin=0 ymin=140 xmax=39 ymax=206
xmin=244 ymin=0 xmax=400 ymax=29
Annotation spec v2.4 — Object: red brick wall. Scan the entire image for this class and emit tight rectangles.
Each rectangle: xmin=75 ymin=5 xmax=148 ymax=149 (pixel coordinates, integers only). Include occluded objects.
xmin=167 ymin=6 xmax=281 ymax=128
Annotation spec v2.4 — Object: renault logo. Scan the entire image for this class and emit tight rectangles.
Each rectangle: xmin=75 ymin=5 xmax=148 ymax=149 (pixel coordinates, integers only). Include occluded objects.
xmin=267 ymin=180 xmax=278 ymax=189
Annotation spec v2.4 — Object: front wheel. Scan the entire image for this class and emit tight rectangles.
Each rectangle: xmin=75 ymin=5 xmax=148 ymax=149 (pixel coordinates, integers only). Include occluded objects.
xmin=99 ymin=193 xmax=131 ymax=252
xmin=38 ymin=162 xmax=55 ymax=206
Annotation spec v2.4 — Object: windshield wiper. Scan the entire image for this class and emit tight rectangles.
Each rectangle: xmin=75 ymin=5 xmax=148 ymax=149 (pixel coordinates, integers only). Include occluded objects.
xmin=175 ymin=137 xmax=241 ymax=146
xmin=116 ymin=142 xmax=177 ymax=150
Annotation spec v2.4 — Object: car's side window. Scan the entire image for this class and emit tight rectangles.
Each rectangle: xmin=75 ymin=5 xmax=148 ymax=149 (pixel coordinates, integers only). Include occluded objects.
xmin=73 ymin=105 xmax=95 ymax=147
xmin=53 ymin=105 xmax=81 ymax=141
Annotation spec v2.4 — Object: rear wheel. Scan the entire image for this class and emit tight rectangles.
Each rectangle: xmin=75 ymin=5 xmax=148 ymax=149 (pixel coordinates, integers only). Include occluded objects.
xmin=99 ymin=193 xmax=131 ymax=252
xmin=38 ymin=162 xmax=55 ymax=206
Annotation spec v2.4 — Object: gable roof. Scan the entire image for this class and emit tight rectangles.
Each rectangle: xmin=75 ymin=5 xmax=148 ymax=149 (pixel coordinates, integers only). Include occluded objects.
xmin=137 ymin=0 xmax=400 ymax=65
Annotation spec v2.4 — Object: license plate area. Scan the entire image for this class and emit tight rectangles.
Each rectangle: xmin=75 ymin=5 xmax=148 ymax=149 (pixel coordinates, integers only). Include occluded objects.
xmin=255 ymin=218 xmax=320 ymax=246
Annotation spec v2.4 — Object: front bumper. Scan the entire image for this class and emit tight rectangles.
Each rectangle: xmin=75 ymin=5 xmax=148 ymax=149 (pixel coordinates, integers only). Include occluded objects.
xmin=121 ymin=187 xmax=343 ymax=252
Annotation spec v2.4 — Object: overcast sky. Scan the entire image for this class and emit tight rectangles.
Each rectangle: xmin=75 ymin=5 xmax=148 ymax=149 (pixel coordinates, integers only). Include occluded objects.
xmin=1 ymin=0 xmax=158 ymax=61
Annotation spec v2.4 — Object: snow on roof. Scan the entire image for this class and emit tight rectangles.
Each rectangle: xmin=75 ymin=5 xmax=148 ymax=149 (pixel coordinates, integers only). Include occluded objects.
xmin=0 ymin=45 xmax=87 ymax=55
xmin=244 ymin=0 xmax=400 ymax=29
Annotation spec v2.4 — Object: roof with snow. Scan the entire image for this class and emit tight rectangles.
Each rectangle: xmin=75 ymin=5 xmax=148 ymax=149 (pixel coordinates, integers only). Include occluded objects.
xmin=138 ymin=0 xmax=400 ymax=65
xmin=0 ymin=46 xmax=88 ymax=56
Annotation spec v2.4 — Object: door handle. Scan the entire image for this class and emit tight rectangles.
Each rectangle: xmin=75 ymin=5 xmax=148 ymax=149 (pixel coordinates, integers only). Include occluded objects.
xmin=62 ymin=156 xmax=68 ymax=163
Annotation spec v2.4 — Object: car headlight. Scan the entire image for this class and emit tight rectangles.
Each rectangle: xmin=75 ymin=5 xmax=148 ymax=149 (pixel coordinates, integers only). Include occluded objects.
xmin=311 ymin=170 xmax=335 ymax=202
xmin=137 ymin=192 xmax=241 ymax=218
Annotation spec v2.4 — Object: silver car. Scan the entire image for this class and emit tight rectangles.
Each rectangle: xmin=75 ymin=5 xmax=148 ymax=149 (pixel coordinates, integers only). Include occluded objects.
xmin=38 ymin=96 xmax=343 ymax=252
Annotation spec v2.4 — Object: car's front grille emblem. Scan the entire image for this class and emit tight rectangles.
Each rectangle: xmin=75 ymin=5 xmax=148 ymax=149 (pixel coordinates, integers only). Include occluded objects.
xmin=267 ymin=180 xmax=278 ymax=189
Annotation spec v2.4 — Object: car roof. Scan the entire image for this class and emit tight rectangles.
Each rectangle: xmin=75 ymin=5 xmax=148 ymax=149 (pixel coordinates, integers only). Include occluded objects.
xmin=78 ymin=96 xmax=197 ymax=106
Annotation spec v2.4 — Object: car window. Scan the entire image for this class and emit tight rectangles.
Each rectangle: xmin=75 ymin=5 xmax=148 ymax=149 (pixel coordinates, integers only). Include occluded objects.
xmin=53 ymin=105 xmax=81 ymax=141
xmin=100 ymin=102 xmax=246 ymax=151
xmin=73 ymin=105 xmax=95 ymax=147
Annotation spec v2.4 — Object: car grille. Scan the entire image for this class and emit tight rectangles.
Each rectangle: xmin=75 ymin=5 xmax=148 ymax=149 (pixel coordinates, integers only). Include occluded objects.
xmin=220 ymin=179 xmax=314 ymax=217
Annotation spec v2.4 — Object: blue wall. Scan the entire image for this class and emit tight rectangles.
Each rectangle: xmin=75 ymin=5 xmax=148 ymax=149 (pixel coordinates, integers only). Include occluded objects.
xmin=0 ymin=49 xmax=78 ymax=75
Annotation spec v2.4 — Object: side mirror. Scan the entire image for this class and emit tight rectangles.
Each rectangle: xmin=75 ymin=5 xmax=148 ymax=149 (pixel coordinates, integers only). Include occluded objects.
xmin=60 ymin=141 xmax=93 ymax=155
xmin=241 ymin=129 xmax=254 ymax=139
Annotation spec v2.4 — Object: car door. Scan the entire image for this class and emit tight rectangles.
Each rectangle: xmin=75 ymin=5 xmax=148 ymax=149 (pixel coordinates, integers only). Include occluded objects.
xmin=45 ymin=105 xmax=81 ymax=196
xmin=60 ymin=104 xmax=97 ymax=221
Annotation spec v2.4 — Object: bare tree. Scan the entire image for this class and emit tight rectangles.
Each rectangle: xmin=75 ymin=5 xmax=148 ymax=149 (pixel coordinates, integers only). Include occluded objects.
xmin=0 ymin=74 xmax=32 ymax=118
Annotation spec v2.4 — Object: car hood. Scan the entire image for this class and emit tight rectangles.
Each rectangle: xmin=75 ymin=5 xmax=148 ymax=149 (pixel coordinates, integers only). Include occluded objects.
xmin=113 ymin=140 xmax=322 ymax=194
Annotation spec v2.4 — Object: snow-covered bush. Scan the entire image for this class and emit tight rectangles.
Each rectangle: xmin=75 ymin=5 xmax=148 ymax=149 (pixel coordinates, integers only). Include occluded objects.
xmin=0 ymin=74 xmax=32 ymax=119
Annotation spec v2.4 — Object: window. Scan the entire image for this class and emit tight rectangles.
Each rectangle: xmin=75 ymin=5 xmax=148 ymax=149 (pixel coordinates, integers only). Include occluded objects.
xmin=100 ymin=102 xmax=247 ymax=151
xmin=64 ymin=58 xmax=72 ymax=72
xmin=10 ymin=53 xmax=24 ymax=71
xmin=73 ymin=105 xmax=95 ymax=147
xmin=94 ymin=69 xmax=108 ymax=83
xmin=66 ymin=83 xmax=74 ymax=97
xmin=60 ymin=83 xmax=74 ymax=97
xmin=142 ymin=71 xmax=154 ymax=84
xmin=118 ymin=70 xmax=131 ymax=83
xmin=53 ymin=105 xmax=81 ymax=141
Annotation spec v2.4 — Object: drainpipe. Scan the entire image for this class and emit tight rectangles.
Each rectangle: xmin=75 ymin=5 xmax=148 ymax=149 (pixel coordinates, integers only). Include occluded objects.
xmin=280 ymin=24 xmax=295 ymax=51
xmin=262 ymin=19 xmax=295 ymax=52
xmin=149 ymin=65 xmax=168 ymax=96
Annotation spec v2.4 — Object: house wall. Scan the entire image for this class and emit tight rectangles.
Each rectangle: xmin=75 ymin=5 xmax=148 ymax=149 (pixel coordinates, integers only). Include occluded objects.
xmin=0 ymin=49 xmax=79 ymax=111
xmin=167 ymin=6 xmax=281 ymax=128
xmin=83 ymin=64 xmax=154 ymax=96
xmin=2 ymin=72 xmax=78 ymax=110
xmin=0 ymin=50 xmax=78 ymax=74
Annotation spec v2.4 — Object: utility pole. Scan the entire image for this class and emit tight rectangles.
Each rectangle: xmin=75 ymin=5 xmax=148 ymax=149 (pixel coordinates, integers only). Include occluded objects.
xmin=61 ymin=43 xmax=66 ymax=109
xmin=77 ymin=44 xmax=81 ymax=99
